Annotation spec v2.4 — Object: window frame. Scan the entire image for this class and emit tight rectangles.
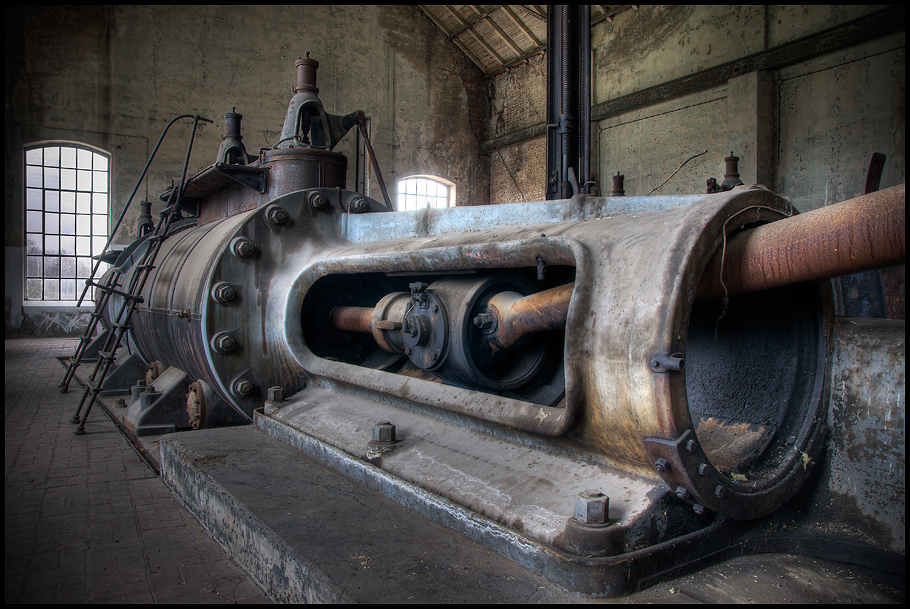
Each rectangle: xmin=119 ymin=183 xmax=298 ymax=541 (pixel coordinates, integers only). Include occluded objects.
xmin=23 ymin=141 xmax=111 ymax=307
xmin=396 ymin=175 xmax=455 ymax=212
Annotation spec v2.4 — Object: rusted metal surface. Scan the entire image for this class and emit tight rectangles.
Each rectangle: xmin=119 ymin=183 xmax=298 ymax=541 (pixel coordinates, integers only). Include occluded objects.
xmin=330 ymin=305 xmax=373 ymax=335
xmin=697 ymin=184 xmax=905 ymax=300
xmin=482 ymin=282 xmax=574 ymax=352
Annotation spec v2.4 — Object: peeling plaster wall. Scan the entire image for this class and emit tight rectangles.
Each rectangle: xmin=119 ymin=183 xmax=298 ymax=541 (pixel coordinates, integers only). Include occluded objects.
xmin=488 ymin=5 xmax=904 ymax=205
xmin=5 ymin=5 xmax=487 ymax=336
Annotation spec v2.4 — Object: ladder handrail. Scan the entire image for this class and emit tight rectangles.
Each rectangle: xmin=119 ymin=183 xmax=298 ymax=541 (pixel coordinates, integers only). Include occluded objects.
xmin=68 ymin=115 xmax=210 ymax=433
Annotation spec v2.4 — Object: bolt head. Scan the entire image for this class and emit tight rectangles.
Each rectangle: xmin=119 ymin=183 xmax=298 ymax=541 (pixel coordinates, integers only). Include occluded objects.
xmin=310 ymin=193 xmax=329 ymax=210
xmin=575 ymin=490 xmax=609 ymax=525
xmin=214 ymin=284 xmax=235 ymax=303
xmin=232 ymin=238 xmax=256 ymax=258
xmin=350 ymin=197 xmax=369 ymax=213
xmin=267 ymin=386 xmax=284 ymax=402
xmin=473 ymin=312 xmax=494 ymax=329
xmin=372 ymin=421 xmax=396 ymax=444
xmin=233 ymin=379 xmax=253 ymax=397
xmin=215 ymin=335 xmax=236 ymax=353
xmin=654 ymin=457 xmax=669 ymax=472
xmin=268 ymin=206 xmax=289 ymax=225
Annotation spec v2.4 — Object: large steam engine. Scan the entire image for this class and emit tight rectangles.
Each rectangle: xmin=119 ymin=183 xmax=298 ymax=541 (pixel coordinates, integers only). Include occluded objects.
xmin=69 ymin=56 xmax=904 ymax=595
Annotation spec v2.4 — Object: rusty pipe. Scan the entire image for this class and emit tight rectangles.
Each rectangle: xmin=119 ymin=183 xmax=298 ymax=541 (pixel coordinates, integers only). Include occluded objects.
xmin=696 ymin=184 xmax=905 ymax=300
xmin=330 ymin=306 xmax=373 ymax=335
xmin=481 ymin=283 xmax=575 ymax=352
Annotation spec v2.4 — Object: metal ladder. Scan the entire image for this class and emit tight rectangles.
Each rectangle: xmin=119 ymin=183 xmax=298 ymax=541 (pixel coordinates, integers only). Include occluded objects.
xmin=64 ymin=114 xmax=211 ymax=434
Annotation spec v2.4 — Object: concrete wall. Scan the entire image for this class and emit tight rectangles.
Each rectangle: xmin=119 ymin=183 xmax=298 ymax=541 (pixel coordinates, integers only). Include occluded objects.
xmin=5 ymin=5 xmax=488 ymax=336
xmin=488 ymin=6 xmax=904 ymax=208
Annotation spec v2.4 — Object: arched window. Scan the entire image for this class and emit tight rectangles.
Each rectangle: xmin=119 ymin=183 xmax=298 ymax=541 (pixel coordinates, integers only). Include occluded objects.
xmin=397 ymin=175 xmax=454 ymax=211
xmin=24 ymin=143 xmax=110 ymax=305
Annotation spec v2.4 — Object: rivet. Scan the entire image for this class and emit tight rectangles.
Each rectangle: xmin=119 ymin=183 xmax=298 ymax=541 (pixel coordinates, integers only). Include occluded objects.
xmin=698 ymin=463 xmax=709 ymax=476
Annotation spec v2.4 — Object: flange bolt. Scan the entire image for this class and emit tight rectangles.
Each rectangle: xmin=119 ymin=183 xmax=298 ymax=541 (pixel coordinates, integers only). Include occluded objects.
xmin=267 ymin=206 xmax=289 ymax=226
xmin=372 ymin=421 xmax=396 ymax=444
xmin=575 ymin=490 xmax=609 ymax=525
xmin=310 ymin=192 xmax=329 ymax=210
xmin=214 ymin=335 xmax=236 ymax=353
xmin=233 ymin=379 xmax=253 ymax=398
xmin=213 ymin=283 xmax=236 ymax=303
xmin=231 ymin=237 xmax=256 ymax=259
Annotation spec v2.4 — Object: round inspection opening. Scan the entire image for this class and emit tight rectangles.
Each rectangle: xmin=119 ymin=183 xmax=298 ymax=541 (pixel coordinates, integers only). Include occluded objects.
xmin=684 ymin=280 xmax=826 ymax=488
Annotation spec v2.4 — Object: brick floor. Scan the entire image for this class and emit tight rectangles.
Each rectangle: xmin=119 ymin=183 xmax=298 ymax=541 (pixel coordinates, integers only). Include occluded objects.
xmin=4 ymin=338 xmax=271 ymax=604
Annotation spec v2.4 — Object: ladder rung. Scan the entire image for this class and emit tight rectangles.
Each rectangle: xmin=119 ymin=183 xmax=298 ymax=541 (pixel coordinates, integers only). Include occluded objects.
xmin=85 ymin=280 xmax=144 ymax=302
xmin=97 ymin=350 xmax=117 ymax=361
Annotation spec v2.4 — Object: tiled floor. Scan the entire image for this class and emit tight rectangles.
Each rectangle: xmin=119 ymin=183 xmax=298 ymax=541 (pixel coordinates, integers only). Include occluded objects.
xmin=4 ymin=338 xmax=271 ymax=603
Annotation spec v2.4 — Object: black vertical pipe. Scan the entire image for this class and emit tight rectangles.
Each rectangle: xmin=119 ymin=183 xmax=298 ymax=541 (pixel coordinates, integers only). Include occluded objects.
xmin=546 ymin=6 xmax=585 ymax=200
xmin=580 ymin=5 xmax=591 ymax=190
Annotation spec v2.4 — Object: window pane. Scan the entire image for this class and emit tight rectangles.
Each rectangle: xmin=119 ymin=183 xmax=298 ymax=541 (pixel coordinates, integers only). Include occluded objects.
xmin=61 ymin=214 xmax=76 ymax=235
xmin=77 ymin=169 xmax=92 ymax=192
xmin=45 ymin=212 xmax=59 ymax=234
xmin=60 ymin=147 xmax=77 ymax=168
xmin=27 ymin=256 xmax=42 ymax=277
xmin=93 ymin=153 xmax=108 ymax=171
xmin=27 ymin=211 xmax=42 ymax=232
xmin=27 ymin=234 xmax=42 ymax=255
xmin=61 ymin=235 xmax=76 ymax=255
xmin=92 ymin=215 xmax=107 ymax=236
xmin=77 ymin=257 xmax=92 ymax=277
xmin=44 ymin=167 xmax=60 ymax=189
xmin=26 ymin=165 xmax=42 ymax=188
xmin=45 ymin=190 xmax=59 ymax=212
xmin=27 ymin=188 xmax=43 ymax=210
xmin=44 ymin=279 xmax=59 ymax=300
xmin=93 ymin=193 xmax=107 ymax=214
xmin=60 ymin=191 xmax=76 ymax=213
xmin=45 ymin=146 xmax=60 ymax=167
xmin=61 ymin=257 xmax=76 ymax=277
xmin=77 ymin=148 xmax=93 ymax=169
xmin=61 ymin=168 xmax=77 ymax=190
xmin=416 ymin=179 xmax=426 ymax=196
xmin=61 ymin=279 xmax=76 ymax=301
xmin=76 ymin=192 xmax=92 ymax=214
xmin=45 ymin=256 xmax=59 ymax=278
xmin=76 ymin=215 xmax=91 ymax=235
xmin=26 ymin=148 xmax=42 ymax=165
xmin=45 ymin=235 xmax=59 ymax=255
xmin=93 ymin=171 xmax=108 ymax=193
xmin=26 ymin=279 xmax=43 ymax=300
xmin=76 ymin=236 xmax=91 ymax=256
xmin=92 ymin=237 xmax=105 ymax=255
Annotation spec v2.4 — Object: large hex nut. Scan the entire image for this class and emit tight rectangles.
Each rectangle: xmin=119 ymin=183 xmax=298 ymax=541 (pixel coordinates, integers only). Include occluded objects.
xmin=266 ymin=205 xmax=289 ymax=226
xmin=575 ymin=490 xmax=609 ymax=525
xmin=230 ymin=237 xmax=256 ymax=259
xmin=372 ymin=421 xmax=396 ymax=444
xmin=212 ymin=282 xmax=236 ymax=304
xmin=212 ymin=334 xmax=236 ymax=353
xmin=232 ymin=379 xmax=253 ymax=398
xmin=309 ymin=192 xmax=330 ymax=211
